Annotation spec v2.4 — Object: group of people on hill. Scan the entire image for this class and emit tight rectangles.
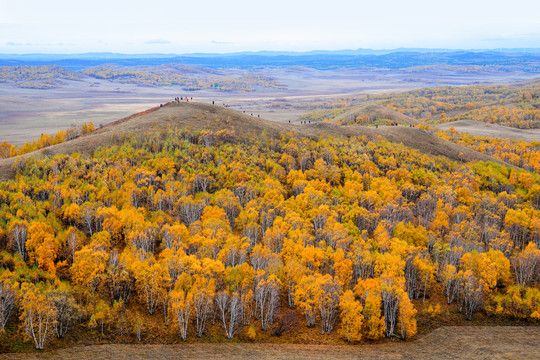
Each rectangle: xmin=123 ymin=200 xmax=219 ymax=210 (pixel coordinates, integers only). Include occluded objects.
xmin=174 ymin=96 xmax=193 ymax=102
xmin=389 ymin=122 xmax=414 ymax=127
xmin=215 ymin=101 xmax=262 ymax=118
xmin=159 ymin=98 xmax=419 ymax=131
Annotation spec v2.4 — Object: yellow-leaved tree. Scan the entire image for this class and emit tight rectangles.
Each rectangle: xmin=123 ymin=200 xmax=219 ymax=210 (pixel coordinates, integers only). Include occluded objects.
xmin=170 ymin=283 xmax=194 ymax=341
xmin=339 ymin=290 xmax=364 ymax=342
xmin=26 ymin=221 xmax=58 ymax=274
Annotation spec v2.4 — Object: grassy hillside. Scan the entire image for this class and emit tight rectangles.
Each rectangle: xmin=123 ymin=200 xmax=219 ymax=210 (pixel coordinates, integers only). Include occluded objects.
xmin=332 ymin=104 xmax=420 ymax=126
xmin=0 ymin=102 xmax=507 ymax=180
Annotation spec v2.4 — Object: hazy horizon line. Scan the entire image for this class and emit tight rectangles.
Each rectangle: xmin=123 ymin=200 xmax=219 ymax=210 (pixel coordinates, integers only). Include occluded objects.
xmin=1 ymin=47 xmax=540 ymax=57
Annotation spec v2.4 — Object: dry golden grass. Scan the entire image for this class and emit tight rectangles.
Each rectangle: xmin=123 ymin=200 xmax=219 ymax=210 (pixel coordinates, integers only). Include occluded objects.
xmin=436 ymin=120 xmax=540 ymax=142
xmin=1 ymin=326 xmax=538 ymax=359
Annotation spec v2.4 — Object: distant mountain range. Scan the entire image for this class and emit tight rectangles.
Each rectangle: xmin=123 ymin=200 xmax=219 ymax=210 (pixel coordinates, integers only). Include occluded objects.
xmin=0 ymin=49 xmax=539 ymax=70
xmin=2 ymin=48 xmax=540 ymax=59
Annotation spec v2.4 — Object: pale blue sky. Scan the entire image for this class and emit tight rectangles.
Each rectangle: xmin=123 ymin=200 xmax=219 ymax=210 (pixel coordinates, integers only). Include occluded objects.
xmin=1 ymin=0 xmax=539 ymax=54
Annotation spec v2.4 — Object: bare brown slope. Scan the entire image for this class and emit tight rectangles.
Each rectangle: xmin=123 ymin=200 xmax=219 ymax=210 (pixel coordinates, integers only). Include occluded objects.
xmin=369 ymin=125 xmax=504 ymax=163
xmin=333 ymin=104 xmax=420 ymax=125
xmin=436 ymin=120 xmax=540 ymax=142
xmin=0 ymin=102 xmax=507 ymax=181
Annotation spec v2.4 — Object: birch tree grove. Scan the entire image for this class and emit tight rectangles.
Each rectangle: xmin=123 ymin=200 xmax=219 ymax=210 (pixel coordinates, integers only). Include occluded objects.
xmin=20 ymin=283 xmax=57 ymax=350
xmin=192 ymin=278 xmax=215 ymax=337
xmin=254 ymin=274 xmax=281 ymax=331
xmin=380 ymin=275 xmax=401 ymax=337
xmin=458 ymin=270 xmax=484 ymax=320
xmin=170 ymin=290 xmax=193 ymax=341
xmin=317 ymin=275 xmax=341 ymax=335
xmin=8 ymin=220 xmax=28 ymax=260
xmin=215 ymin=291 xmax=243 ymax=339
xmin=0 ymin=279 xmax=16 ymax=332
xmin=511 ymin=243 xmax=539 ymax=286
xmin=46 ymin=289 xmax=79 ymax=338
xmin=135 ymin=261 xmax=169 ymax=315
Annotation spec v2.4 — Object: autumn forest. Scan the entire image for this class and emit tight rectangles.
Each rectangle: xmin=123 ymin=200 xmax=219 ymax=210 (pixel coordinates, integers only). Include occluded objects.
xmin=0 ymin=81 xmax=539 ymax=354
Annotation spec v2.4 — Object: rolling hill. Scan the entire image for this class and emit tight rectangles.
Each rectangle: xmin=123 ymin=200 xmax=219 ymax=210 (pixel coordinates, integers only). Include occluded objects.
xmin=333 ymin=104 xmax=420 ymax=126
xmin=0 ymin=101 xmax=508 ymax=180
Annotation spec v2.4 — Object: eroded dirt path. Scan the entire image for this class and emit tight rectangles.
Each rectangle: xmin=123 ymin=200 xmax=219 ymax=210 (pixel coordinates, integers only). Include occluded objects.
xmin=1 ymin=326 xmax=538 ymax=360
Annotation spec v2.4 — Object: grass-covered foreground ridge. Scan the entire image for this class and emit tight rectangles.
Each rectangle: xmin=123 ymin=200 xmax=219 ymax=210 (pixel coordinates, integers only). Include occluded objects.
xmin=0 ymin=124 xmax=538 ymax=351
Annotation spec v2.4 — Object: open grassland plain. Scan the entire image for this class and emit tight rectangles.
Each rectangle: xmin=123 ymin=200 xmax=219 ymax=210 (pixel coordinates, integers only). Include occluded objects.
xmin=435 ymin=120 xmax=540 ymax=142
xmin=1 ymin=63 xmax=539 ymax=145
xmin=0 ymin=326 xmax=538 ymax=360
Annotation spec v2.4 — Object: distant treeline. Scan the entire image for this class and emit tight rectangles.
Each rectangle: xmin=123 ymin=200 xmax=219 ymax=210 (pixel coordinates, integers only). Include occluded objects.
xmin=0 ymin=64 xmax=287 ymax=91
xmin=0 ymin=65 xmax=80 ymax=88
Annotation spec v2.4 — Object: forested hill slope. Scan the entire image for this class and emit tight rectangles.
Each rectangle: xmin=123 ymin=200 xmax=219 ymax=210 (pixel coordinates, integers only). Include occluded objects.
xmin=0 ymin=101 xmax=507 ymax=180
